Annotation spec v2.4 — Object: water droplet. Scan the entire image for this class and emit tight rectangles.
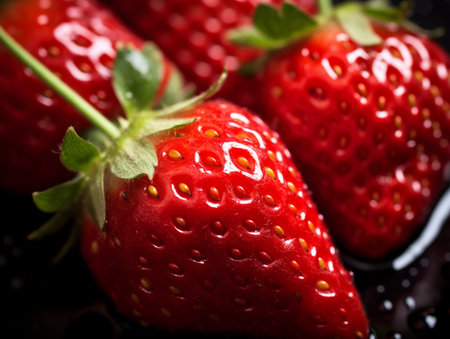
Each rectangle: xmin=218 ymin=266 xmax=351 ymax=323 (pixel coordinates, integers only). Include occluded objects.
xmin=420 ymin=257 xmax=430 ymax=268
xmin=409 ymin=267 xmax=418 ymax=277
xmin=408 ymin=308 xmax=437 ymax=332
xmin=377 ymin=284 xmax=386 ymax=293
xmin=379 ymin=299 xmax=393 ymax=312
xmin=368 ymin=329 xmax=377 ymax=339
xmin=405 ymin=296 xmax=416 ymax=310
xmin=385 ymin=331 xmax=403 ymax=339
xmin=401 ymin=279 xmax=411 ymax=288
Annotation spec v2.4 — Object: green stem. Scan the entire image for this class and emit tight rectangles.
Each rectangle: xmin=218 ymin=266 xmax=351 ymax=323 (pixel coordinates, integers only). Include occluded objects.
xmin=0 ymin=26 xmax=120 ymax=140
xmin=318 ymin=0 xmax=333 ymax=16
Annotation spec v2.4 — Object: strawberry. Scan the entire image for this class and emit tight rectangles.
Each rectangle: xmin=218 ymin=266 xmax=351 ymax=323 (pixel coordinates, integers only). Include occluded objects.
xmin=0 ymin=0 xmax=177 ymax=193
xmin=101 ymin=0 xmax=317 ymax=111
xmin=81 ymin=100 xmax=368 ymax=338
xmin=231 ymin=0 xmax=450 ymax=260
xmin=0 ymin=27 xmax=369 ymax=338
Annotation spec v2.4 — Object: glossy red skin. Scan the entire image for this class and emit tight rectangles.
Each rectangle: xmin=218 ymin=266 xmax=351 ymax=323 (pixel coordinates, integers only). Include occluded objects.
xmin=0 ymin=0 xmax=169 ymax=193
xmin=262 ymin=23 xmax=450 ymax=260
xmin=101 ymin=0 xmax=317 ymax=112
xmin=81 ymin=101 xmax=368 ymax=338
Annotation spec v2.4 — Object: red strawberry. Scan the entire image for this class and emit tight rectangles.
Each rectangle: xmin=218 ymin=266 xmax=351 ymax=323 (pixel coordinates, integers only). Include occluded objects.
xmin=231 ymin=1 xmax=450 ymax=260
xmin=101 ymin=0 xmax=317 ymax=111
xmin=2 ymin=27 xmax=369 ymax=337
xmin=0 ymin=0 xmax=175 ymax=193
xmin=81 ymin=100 xmax=368 ymax=338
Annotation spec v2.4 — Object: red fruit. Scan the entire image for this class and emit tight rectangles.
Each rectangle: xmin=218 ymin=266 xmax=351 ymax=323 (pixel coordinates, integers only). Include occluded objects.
xmin=81 ymin=100 xmax=368 ymax=338
xmin=102 ymin=0 xmax=317 ymax=111
xmin=0 ymin=0 xmax=172 ymax=193
xmin=262 ymin=22 xmax=450 ymax=259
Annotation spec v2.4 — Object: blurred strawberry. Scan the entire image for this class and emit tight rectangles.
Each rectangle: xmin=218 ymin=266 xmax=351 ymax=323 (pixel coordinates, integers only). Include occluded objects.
xmin=230 ymin=0 xmax=450 ymax=259
xmin=101 ymin=0 xmax=317 ymax=112
xmin=0 ymin=0 xmax=177 ymax=193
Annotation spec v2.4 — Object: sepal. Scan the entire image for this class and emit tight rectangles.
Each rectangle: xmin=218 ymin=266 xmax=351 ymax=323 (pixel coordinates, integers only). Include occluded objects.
xmin=229 ymin=3 xmax=317 ymax=49
xmin=87 ymin=163 xmax=106 ymax=230
xmin=109 ymin=138 xmax=157 ymax=180
xmin=27 ymin=204 xmax=78 ymax=241
xmin=253 ymin=2 xmax=317 ymax=40
xmin=33 ymin=176 xmax=85 ymax=213
xmin=113 ymin=43 xmax=164 ymax=117
xmin=335 ymin=3 xmax=382 ymax=46
xmin=61 ymin=127 xmax=101 ymax=173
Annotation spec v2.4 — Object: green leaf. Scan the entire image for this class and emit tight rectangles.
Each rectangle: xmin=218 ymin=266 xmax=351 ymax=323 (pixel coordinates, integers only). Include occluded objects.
xmin=82 ymin=126 xmax=113 ymax=152
xmin=228 ymin=26 xmax=286 ymax=49
xmin=363 ymin=6 xmax=403 ymax=21
xmin=135 ymin=117 xmax=196 ymax=139
xmin=253 ymin=2 xmax=317 ymax=40
xmin=230 ymin=3 xmax=317 ymax=49
xmin=363 ymin=0 xmax=406 ymax=22
xmin=87 ymin=164 xmax=106 ymax=229
xmin=113 ymin=43 xmax=164 ymax=117
xmin=110 ymin=138 xmax=157 ymax=180
xmin=281 ymin=2 xmax=318 ymax=35
xmin=254 ymin=4 xmax=289 ymax=39
xmin=336 ymin=4 xmax=382 ymax=46
xmin=60 ymin=127 xmax=100 ymax=173
xmin=401 ymin=20 xmax=445 ymax=38
xmin=157 ymin=68 xmax=190 ymax=108
xmin=33 ymin=176 xmax=85 ymax=213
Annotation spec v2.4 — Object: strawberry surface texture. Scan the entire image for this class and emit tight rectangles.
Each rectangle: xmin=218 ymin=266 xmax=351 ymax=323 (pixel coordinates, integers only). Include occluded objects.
xmin=0 ymin=0 xmax=171 ymax=193
xmin=101 ymin=0 xmax=317 ymax=111
xmin=81 ymin=101 xmax=368 ymax=338
xmin=261 ymin=21 xmax=450 ymax=260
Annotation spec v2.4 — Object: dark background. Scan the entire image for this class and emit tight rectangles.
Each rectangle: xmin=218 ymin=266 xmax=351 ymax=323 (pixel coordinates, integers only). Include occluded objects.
xmin=396 ymin=0 xmax=450 ymax=51
xmin=1 ymin=1 xmax=450 ymax=338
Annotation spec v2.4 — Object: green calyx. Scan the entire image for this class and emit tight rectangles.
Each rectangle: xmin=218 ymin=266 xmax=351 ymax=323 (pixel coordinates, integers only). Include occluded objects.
xmin=0 ymin=26 xmax=226 ymax=239
xmin=229 ymin=0 xmax=439 ymax=52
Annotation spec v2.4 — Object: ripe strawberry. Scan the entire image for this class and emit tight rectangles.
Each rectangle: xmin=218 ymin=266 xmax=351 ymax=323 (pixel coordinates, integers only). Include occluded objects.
xmin=101 ymin=0 xmax=317 ymax=111
xmin=81 ymin=100 xmax=368 ymax=338
xmin=232 ymin=1 xmax=450 ymax=259
xmin=0 ymin=0 xmax=176 ymax=193
xmin=0 ymin=28 xmax=369 ymax=338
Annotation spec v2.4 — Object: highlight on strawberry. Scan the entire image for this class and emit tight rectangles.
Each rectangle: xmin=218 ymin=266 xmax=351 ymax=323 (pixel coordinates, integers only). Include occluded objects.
xmin=0 ymin=0 xmax=181 ymax=193
xmin=0 ymin=17 xmax=370 ymax=337
xmin=230 ymin=0 xmax=450 ymax=260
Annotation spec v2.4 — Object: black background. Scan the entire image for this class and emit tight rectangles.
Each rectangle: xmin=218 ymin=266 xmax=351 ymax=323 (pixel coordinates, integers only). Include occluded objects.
xmin=1 ymin=1 xmax=450 ymax=338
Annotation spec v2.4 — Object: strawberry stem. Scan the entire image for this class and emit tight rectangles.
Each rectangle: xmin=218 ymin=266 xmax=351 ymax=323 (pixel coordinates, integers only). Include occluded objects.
xmin=0 ymin=26 xmax=121 ymax=140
